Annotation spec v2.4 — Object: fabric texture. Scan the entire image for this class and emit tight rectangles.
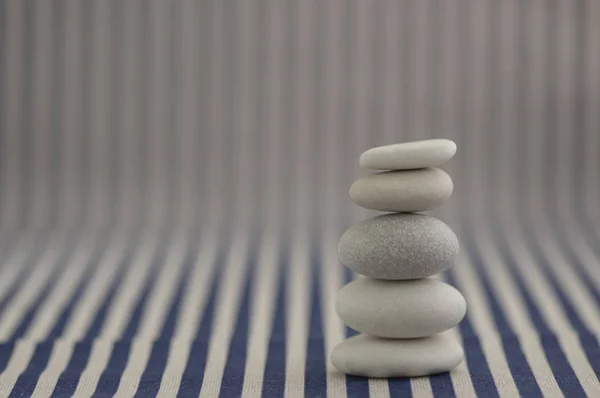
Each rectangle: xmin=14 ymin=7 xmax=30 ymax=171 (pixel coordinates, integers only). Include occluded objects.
xmin=1 ymin=0 xmax=599 ymax=396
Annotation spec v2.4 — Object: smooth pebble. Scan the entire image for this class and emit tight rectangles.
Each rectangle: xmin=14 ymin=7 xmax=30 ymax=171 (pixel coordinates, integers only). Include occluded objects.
xmin=331 ymin=332 xmax=464 ymax=378
xmin=349 ymin=168 xmax=453 ymax=212
xmin=338 ymin=213 xmax=459 ymax=280
xmin=336 ymin=277 xmax=466 ymax=338
xmin=360 ymin=139 xmax=457 ymax=171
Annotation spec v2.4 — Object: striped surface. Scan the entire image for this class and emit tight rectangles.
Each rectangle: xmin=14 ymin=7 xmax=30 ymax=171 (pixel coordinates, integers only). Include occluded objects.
xmin=1 ymin=0 xmax=600 ymax=396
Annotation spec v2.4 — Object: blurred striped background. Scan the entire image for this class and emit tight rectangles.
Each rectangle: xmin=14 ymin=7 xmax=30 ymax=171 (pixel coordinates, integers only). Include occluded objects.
xmin=0 ymin=0 xmax=599 ymax=396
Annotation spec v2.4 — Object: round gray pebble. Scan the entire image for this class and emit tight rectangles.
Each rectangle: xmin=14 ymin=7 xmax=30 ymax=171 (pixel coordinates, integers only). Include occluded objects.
xmin=360 ymin=139 xmax=457 ymax=171
xmin=336 ymin=277 xmax=466 ymax=338
xmin=349 ymin=168 xmax=453 ymax=212
xmin=338 ymin=213 xmax=459 ymax=280
xmin=331 ymin=332 xmax=464 ymax=378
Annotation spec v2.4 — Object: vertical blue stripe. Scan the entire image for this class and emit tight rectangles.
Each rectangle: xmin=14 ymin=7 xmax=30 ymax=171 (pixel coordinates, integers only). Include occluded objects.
xmin=9 ymin=232 xmax=80 ymax=340
xmin=108 ymin=0 xmax=121 ymax=228
xmin=7 ymin=231 xmax=110 ymax=397
xmin=20 ymin=0 xmax=34 ymax=229
xmin=490 ymin=215 xmax=588 ymax=397
xmin=133 ymin=233 xmax=197 ymax=397
xmin=0 ymin=0 xmax=5 ymax=221
xmin=445 ymin=269 xmax=499 ymax=398
xmin=342 ymin=266 xmax=370 ymax=398
xmin=7 ymin=341 xmax=54 ymax=398
xmin=47 ymin=231 xmax=111 ymax=340
xmin=50 ymin=0 xmax=64 ymax=229
xmin=304 ymin=245 xmax=326 ymax=398
xmin=79 ymin=0 xmax=92 ymax=227
xmin=91 ymin=231 xmax=170 ymax=397
xmin=176 ymin=246 xmax=225 ymax=397
xmin=218 ymin=246 xmax=257 ymax=397
xmin=50 ymin=228 xmax=142 ymax=398
xmin=461 ymin=218 xmax=543 ymax=397
xmin=519 ymin=216 xmax=600 ymax=379
xmin=261 ymin=245 xmax=287 ymax=397
xmin=0 ymin=234 xmax=50 ymax=323
xmin=136 ymin=0 xmax=150 ymax=225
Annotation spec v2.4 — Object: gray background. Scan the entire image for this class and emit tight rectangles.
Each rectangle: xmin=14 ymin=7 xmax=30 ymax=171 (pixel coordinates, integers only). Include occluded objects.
xmin=1 ymin=0 xmax=598 ymax=233
xmin=1 ymin=1 xmax=600 ymax=396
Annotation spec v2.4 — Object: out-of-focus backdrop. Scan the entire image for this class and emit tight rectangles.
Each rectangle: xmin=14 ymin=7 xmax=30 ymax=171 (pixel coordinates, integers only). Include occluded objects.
xmin=0 ymin=1 xmax=599 ymax=397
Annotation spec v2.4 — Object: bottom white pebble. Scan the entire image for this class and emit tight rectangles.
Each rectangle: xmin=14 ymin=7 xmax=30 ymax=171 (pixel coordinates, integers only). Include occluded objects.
xmin=331 ymin=332 xmax=464 ymax=378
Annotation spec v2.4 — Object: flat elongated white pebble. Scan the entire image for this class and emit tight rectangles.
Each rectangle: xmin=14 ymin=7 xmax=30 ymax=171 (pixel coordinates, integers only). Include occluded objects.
xmin=349 ymin=168 xmax=453 ymax=212
xmin=336 ymin=277 xmax=466 ymax=338
xmin=360 ymin=139 xmax=457 ymax=170
xmin=331 ymin=332 xmax=464 ymax=378
xmin=338 ymin=213 xmax=459 ymax=280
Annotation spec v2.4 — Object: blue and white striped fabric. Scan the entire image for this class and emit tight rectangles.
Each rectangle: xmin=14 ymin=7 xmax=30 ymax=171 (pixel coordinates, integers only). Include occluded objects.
xmin=1 ymin=0 xmax=600 ymax=396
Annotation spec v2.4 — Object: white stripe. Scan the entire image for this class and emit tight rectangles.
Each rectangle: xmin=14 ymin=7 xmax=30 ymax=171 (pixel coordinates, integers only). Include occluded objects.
xmin=439 ymin=0 xmax=460 ymax=153
xmin=446 ymin=329 xmax=477 ymax=398
xmin=112 ymin=231 xmax=189 ymax=396
xmin=133 ymin=231 xmax=188 ymax=342
xmin=171 ymin=235 xmax=218 ymax=344
xmin=585 ymin=0 xmax=600 ymax=218
xmin=321 ymin=233 xmax=347 ymax=398
xmin=436 ymin=224 xmax=476 ymax=397
xmin=31 ymin=0 xmax=54 ymax=228
xmin=24 ymin=232 xmax=98 ymax=341
xmin=0 ymin=233 xmax=36 ymax=305
xmin=369 ymin=379 xmax=391 ymax=398
xmin=474 ymin=222 xmax=564 ymax=397
xmin=148 ymin=0 xmax=169 ymax=227
xmin=72 ymin=340 xmax=115 ymax=397
xmin=503 ymin=217 xmax=600 ymax=397
xmin=411 ymin=0 xmax=430 ymax=142
xmin=98 ymin=228 xmax=161 ymax=340
xmin=178 ymin=0 xmax=198 ymax=226
xmin=62 ymin=0 xmax=83 ymax=229
xmin=236 ymin=0 xmax=258 ymax=230
xmin=352 ymin=0 xmax=371 ymax=223
xmin=284 ymin=231 xmax=311 ymax=398
xmin=118 ymin=0 xmax=142 ymax=227
xmin=444 ymin=229 xmax=520 ymax=397
xmin=1 ymin=0 xmax=24 ymax=229
xmin=155 ymin=234 xmax=219 ymax=397
xmin=70 ymin=229 xmax=161 ymax=397
xmin=0 ymin=340 xmax=37 ymax=396
xmin=206 ymin=0 xmax=225 ymax=231
xmin=410 ymin=377 xmax=433 ymax=398
xmin=198 ymin=234 xmax=250 ymax=397
xmin=322 ymin=1 xmax=352 ymax=393
xmin=264 ymin=0 xmax=285 ymax=234
xmin=240 ymin=237 xmax=280 ymax=398
xmin=29 ymin=340 xmax=75 ymax=398
xmin=0 ymin=233 xmax=67 ymax=341
xmin=382 ymin=0 xmax=400 ymax=145
xmin=294 ymin=0 xmax=315 ymax=229
xmin=63 ymin=228 xmax=132 ymax=341
xmin=27 ymin=230 xmax=132 ymax=397
xmin=89 ymin=0 xmax=111 ymax=227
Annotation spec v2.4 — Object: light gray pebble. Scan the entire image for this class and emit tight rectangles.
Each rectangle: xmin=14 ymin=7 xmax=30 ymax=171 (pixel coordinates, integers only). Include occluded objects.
xmin=349 ymin=168 xmax=453 ymax=212
xmin=338 ymin=213 xmax=459 ymax=280
xmin=331 ymin=332 xmax=464 ymax=378
xmin=336 ymin=277 xmax=466 ymax=338
xmin=360 ymin=139 xmax=457 ymax=171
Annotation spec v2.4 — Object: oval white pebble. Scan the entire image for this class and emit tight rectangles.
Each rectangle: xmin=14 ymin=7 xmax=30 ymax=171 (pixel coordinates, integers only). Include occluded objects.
xmin=331 ymin=332 xmax=464 ymax=378
xmin=349 ymin=168 xmax=453 ymax=212
xmin=360 ymin=139 xmax=457 ymax=171
xmin=336 ymin=277 xmax=466 ymax=338
xmin=338 ymin=213 xmax=459 ymax=280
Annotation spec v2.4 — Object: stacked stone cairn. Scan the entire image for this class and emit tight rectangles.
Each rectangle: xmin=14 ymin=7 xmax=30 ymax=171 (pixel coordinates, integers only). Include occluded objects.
xmin=331 ymin=139 xmax=466 ymax=378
